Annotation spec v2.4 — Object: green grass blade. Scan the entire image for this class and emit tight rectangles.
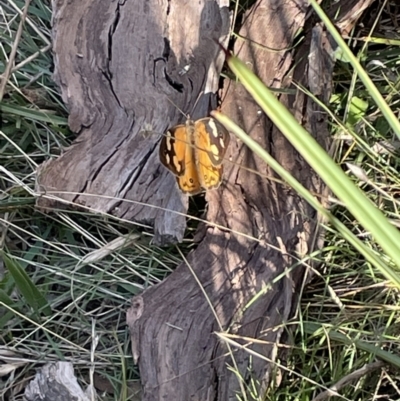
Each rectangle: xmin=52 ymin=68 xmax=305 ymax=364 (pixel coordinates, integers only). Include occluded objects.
xmin=0 ymin=103 xmax=68 ymax=126
xmin=309 ymin=0 xmax=400 ymax=139
xmin=223 ymin=51 xmax=400 ymax=278
xmin=305 ymin=322 xmax=400 ymax=368
xmin=2 ymin=252 xmax=52 ymax=316
xmin=213 ymin=111 xmax=400 ymax=287
xmin=0 ymin=288 xmax=17 ymax=308
xmin=0 ymin=289 xmax=20 ymax=328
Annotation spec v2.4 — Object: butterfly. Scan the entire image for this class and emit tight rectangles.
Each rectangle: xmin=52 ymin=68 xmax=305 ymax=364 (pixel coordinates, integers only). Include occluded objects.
xmin=159 ymin=116 xmax=230 ymax=195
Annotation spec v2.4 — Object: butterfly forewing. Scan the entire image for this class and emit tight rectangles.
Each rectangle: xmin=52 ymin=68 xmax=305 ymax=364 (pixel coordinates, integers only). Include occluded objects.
xmin=193 ymin=120 xmax=223 ymax=190
xmin=159 ymin=125 xmax=187 ymax=177
xmin=159 ymin=123 xmax=203 ymax=194
xmin=195 ymin=118 xmax=230 ymax=167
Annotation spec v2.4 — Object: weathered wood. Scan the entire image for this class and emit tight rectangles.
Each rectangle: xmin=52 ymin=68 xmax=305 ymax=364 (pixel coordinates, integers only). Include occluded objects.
xmin=24 ymin=362 xmax=93 ymax=401
xmin=37 ymin=0 xmax=230 ymax=245
xmin=127 ymin=0 xmax=374 ymax=399
xmin=127 ymin=0 xmax=314 ymax=399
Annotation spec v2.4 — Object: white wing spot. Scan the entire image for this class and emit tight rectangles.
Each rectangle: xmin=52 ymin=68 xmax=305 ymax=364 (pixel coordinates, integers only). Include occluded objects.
xmin=173 ymin=155 xmax=182 ymax=173
xmin=166 ymin=132 xmax=173 ymax=151
xmin=211 ymin=144 xmax=220 ymax=161
xmin=219 ymin=138 xmax=225 ymax=148
xmin=208 ymin=120 xmax=219 ymax=138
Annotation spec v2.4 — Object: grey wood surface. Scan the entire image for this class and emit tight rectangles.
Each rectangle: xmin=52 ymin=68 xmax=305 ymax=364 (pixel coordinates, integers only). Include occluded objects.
xmin=37 ymin=0 xmax=230 ymax=245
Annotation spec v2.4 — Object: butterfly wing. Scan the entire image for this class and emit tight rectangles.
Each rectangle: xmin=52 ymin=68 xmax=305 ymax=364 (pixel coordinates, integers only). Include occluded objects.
xmin=176 ymin=153 xmax=202 ymax=195
xmin=159 ymin=125 xmax=187 ymax=176
xmin=194 ymin=118 xmax=230 ymax=190
xmin=195 ymin=118 xmax=230 ymax=166
xmin=159 ymin=124 xmax=202 ymax=195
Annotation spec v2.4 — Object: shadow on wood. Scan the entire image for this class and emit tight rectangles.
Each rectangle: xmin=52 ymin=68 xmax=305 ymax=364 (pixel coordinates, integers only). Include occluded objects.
xmin=128 ymin=0 xmax=321 ymax=398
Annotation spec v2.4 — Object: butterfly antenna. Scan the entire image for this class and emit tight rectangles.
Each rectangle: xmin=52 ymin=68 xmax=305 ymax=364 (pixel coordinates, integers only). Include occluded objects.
xmin=165 ymin=90 xmax=205 ymax=119
xmin=165 ymin=97 xmax=189 ymax=119
xmin=190 ymin=90 xmax=204 ymax=115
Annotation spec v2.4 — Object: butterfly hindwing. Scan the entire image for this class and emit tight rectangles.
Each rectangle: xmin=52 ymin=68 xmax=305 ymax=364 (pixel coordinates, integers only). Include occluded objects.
xmin=177 ymin=128 xmax=202 ymax=195
xmin=195 ymin=118 xmax=230 ymax=167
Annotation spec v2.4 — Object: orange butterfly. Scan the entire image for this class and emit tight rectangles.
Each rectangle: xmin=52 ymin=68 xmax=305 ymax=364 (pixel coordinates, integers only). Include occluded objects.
xmin=159 ymin=116 xmax=230 ymax=195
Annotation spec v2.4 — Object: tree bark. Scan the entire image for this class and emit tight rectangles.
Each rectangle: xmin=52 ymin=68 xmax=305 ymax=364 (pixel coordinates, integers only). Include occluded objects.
xmin=127 ymin=0 xmax=316 ymax=399
xmin=24 ymin=362 xmax=92 ymax=401
xmin=127 ymin=0 xmax=373 ymax=399
xmin=38 ymin=0 xmax=230 ymax=245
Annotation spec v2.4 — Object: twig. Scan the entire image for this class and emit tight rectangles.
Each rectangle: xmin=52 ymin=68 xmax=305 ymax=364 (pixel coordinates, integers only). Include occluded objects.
xmin=11 ymin=44 xmax=52 ymax=74
xmin=0 ymin=0 xmax=32 ymax=102
xmin=312 ymin=361 xmax=385 ymax=401
xmin=6 ymin=0 xmax=50 ymax=45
